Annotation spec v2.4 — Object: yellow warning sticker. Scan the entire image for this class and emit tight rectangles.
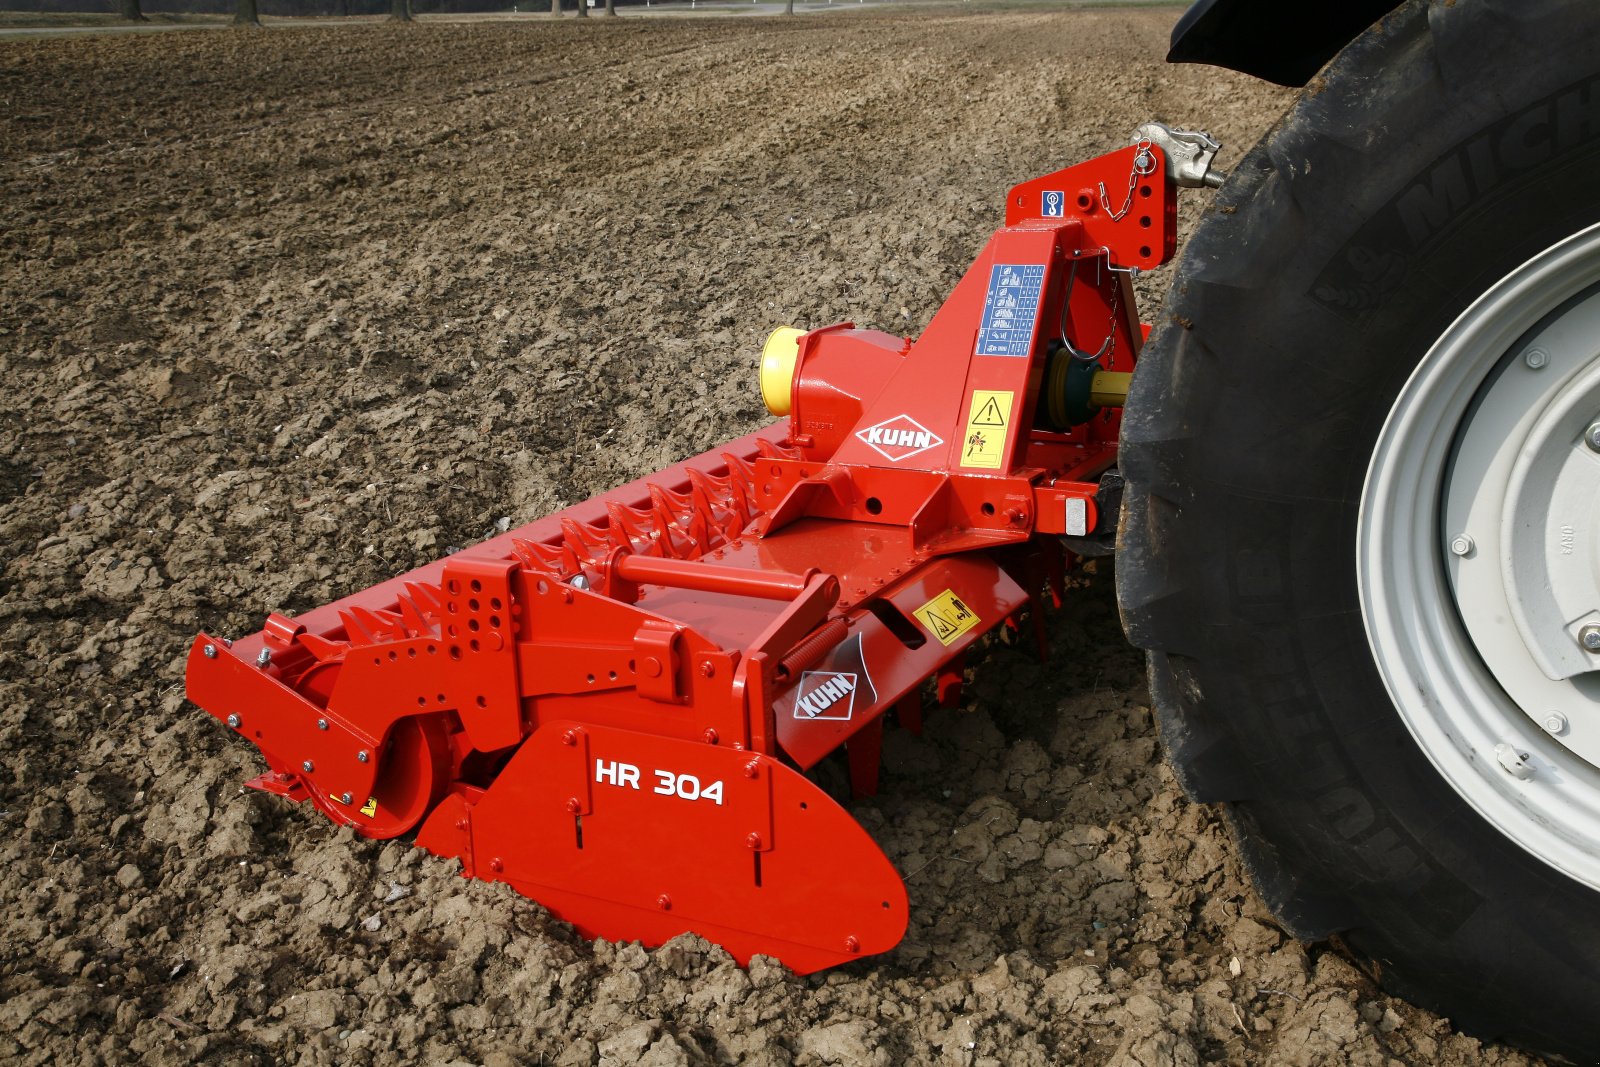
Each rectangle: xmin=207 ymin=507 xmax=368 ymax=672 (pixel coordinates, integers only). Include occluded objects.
xmin=913 ymin=589 xmax=981 ymax=646
xmin=360 ymin=796 xmax=378 ymax=817
xmin=960 ymin=390 xmax=1013 ymax=470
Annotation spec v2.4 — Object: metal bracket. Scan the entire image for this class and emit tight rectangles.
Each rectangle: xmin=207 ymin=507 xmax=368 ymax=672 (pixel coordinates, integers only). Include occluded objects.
xmin=633 ymin=620 xmax=685 ymax=704
xmin=1135 ymin=121 xmax=1225 ymax=189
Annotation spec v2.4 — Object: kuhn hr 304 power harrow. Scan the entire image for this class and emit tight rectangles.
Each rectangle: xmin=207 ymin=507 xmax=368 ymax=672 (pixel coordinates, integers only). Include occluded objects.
xmin=186 ymin=126 xmax=1223 ymax=973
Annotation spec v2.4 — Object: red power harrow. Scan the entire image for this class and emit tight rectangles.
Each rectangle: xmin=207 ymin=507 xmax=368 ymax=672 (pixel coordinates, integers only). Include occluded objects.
xmin=186 ymin=128 xmax=1222 ymax=973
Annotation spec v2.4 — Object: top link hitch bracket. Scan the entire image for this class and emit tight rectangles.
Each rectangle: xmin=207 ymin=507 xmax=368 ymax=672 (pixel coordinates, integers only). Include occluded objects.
xmin=1135 ymin=121 xmax=1226 ymax=189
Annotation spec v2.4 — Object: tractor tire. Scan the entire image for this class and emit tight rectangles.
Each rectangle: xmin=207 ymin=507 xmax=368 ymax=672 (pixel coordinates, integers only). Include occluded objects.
xmin=1118 ymin=0 xmax=1600 ymax=1059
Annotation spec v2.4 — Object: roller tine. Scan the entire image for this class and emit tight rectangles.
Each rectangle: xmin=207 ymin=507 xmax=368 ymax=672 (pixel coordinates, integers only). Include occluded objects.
xmin=687 ymin=493 xmax=714 ymax=553
xmin=397 ymin=593 xmax=433 ymax=637
xmin=1047 ymin=542 xmax=1066 ymax=609
xmin=936 ymin=653 xmax=966 ymax=709
xmin=561 ymin=517 xmax=608 ymax=564
xmin=340 ymin=608 xmax=380 ymax=646
xmin=605 ymin=500 xmax=639 ymax=552
xmin=603 ymin=501 xmax=631 ymax=551
xmin=754 ymin=437 xmax=802 ymax=462
xmin=846 ymin=716 xmax=884 ymax=798
xmin=895 ymin=692 xmax=923 ymax=736
xmin=404 ymin=580 xmax=446 ymax=616
xmin=662 ymin=483 xmax=702 ymax=531
xmin=514 ymin=537 xmax=567 ymax=575
xmin=647 ymin=482 xmax=673 ymax=516
xmin=722 ymin=451 xmax=756 ymax=482
xmin=731 ymin=480 xmax=757 ymax=535
xmin=510 ymin=536 xmax=544 ymax=570
xmin=655 ymin=517 xmax=684 ymax=559
xmin=298 ymin=632 xmax=348 ymax=663
xmin=704 ymin=467 xmax=732 ymax=534
xmin=710 ymin=468 xmax=743 ymax=510
xmin=647 ymin=484 xmax=688 ymax=558
xmin=358 ymin=606 xmax=407 ymax=642
xmin=686 ymin=467 xmax=721 ymax=508
xmin=721 ymin=452 xmax=759 ymax=534
xmin=687 ymin=470 xmax=732 ymax=545
xmin=607 ymin=500 xmax=665 ymax=556
xmin=660 ymin=483 xmax=710 ymax=557
xmin=558 ymin=518 xmax=588 ymax=557
xmin=652 ymin=481 xmax=692 ymax=510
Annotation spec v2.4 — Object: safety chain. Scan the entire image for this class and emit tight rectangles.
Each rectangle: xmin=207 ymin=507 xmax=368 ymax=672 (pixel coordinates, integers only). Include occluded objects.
xmin=1097 ymin=139 xmax=1157 ymax=222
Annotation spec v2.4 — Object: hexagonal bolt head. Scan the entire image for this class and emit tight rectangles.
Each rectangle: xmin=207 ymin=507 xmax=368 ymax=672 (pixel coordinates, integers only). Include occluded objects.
xmin=225 ymin=713 xmax=241 ymax=729
xmin=1580 ymin=625 xmax=1600 ymax=652
xmin=301 ymin=760 xmax=315 ymax=773
xmin=255 ymin=648 xmax=272 ymax=668
xmin=1524 ymin=347 xmax=1550 ymax=369
xmin=1587 ymin=422 xmax=1600 ymax=453
xmin=1449 ymin=535 xmax=1474 ymax=557
xmin=1543 ymin=712 xmax=1570 ymax=735
xmin=203 ymin=643 xmax=218 ymax=659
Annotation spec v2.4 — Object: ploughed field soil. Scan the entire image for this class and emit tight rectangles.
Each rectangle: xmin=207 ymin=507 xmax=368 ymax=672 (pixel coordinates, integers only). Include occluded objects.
xmin=0 ymin=10 xmax=1547 ymax=1066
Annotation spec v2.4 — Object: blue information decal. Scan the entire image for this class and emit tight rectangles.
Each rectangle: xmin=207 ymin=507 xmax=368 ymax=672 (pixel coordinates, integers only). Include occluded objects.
xmin=975 ymin=263 xmax=1045 ymax=357
xmin=1041 ymin=190 xmax=1065 ymax=218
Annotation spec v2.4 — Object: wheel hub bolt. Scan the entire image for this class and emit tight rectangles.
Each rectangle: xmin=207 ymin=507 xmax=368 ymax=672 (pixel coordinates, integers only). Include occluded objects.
xmin=1579 ymin=625 xmax=1600 ymax=652
xmin=1449 ymin=535 xmax=1474 ymax=557
xmin=1524 ymin=347 xmax=1550 ymax=369
xmin=1543 ymin=712 xmax=1570 ymax=735
xmin=1586 ymin=422 xmax=1600 ymax=453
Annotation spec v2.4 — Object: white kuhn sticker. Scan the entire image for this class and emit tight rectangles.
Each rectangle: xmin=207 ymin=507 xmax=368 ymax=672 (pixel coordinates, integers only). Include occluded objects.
xmin=792 ymin=671 xmax=859 ymax=721
xmin=856 ymin=414 xmax=944 ymax=463
xmin=777 ymin=633 xmax=880 ymax=724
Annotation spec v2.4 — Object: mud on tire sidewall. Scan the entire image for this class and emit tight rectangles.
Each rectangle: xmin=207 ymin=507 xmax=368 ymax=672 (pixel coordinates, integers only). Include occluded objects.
xmin=1117 ymin=0 xmax=1600 ymax=1059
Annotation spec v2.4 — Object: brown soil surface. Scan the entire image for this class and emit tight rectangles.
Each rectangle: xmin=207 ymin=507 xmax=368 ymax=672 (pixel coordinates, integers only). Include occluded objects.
xmin=0 ymin=10 xmax=1548 ymax=1066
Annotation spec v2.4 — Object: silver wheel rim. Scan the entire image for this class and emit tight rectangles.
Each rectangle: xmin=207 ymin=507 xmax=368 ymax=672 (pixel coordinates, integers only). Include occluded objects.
xmin=1360 ymin=222 xmax=1600 ymax=888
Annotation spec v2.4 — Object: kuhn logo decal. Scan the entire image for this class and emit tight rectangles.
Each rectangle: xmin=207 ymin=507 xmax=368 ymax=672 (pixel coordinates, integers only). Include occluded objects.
xmin=777 ymin=633 xmax=879 ymax=725
xmin=792 ymin=671 xmax=858 ymax=721
xmin=857 ymin=415 xmax=943 ymax=463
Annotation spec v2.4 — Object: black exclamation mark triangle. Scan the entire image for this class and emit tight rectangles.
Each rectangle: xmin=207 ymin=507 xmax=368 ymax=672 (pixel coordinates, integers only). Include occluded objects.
xmin=973 ymin=397 xmax=1006 ymax=426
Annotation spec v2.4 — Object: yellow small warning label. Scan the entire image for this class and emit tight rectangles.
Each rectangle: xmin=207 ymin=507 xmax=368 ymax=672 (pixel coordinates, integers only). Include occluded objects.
xmin=360 ymin=796 xmax=379 ymax=817
xmin=913 ymin=589 xmax=981 ymax=646
xmin=961 ymin=390 xmax=1013 ymax=470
